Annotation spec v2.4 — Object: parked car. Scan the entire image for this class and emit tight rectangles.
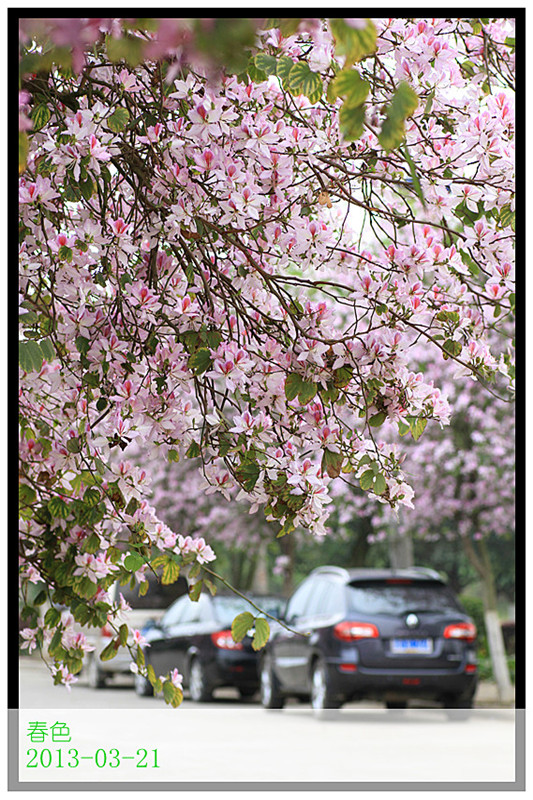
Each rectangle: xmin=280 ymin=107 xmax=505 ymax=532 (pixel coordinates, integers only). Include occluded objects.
xmin=135 ymin=592 xmax=284 ymax=701
xmin=260 ymin=566 xmax=478 ymax=711
xmin=85 ymin=574 xmax=188 ymax=688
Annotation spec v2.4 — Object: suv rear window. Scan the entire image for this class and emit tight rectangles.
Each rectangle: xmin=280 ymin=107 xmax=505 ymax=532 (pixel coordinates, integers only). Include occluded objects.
xmin=346 ymin=580 xmax=461 ymax=616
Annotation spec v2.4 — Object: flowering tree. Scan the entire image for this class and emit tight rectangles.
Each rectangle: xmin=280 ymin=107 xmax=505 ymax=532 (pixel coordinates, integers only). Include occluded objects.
xmin=372 ymin=336 xmax=515 ymax=700
xmin=18 ymin=16 xmax=515 ymax=703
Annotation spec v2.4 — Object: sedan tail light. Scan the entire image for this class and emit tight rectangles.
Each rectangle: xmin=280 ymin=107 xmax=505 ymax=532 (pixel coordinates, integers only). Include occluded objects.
xmin=211 ymin=630 xmax=244 ymax=650
xmin=334 ymin=621 xmax=380 ymax=641
xmin=443 ymin=622 xmax=477 ymax=642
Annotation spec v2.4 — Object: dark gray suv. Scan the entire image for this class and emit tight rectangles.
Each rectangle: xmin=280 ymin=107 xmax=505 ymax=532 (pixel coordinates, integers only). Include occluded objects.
xmin=260 ymin=566 xmax=478 ymax=711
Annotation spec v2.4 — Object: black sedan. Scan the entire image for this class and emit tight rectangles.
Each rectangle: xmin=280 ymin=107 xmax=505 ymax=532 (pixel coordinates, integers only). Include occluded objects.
xmin=260 ymin=566 xmax=478 ymax=711
xmin=135 ymin=592 xmax=283 ymax=701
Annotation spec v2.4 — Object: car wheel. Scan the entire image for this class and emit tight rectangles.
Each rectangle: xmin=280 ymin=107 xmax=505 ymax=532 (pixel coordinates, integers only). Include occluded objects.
xmin=134 ymin=670 xmax=154 ymax=697
xmin=386 ymin=701 xmax=407 ymax=709
xmin=188 ymin=658 xmax=212 ymax=702
xmin=443 ymin=694 xmax=474 ymax=720
xmin=260 ymin=655 xmax=285 ymax=709
xmin=86 ymin=655 xmax=107 ymax=689
xmin=238 ymin=686 xmax=257 ymax=699
xmin=443 ymin=693 xmax=474 ymax=709
xmin=311 ymin=659 xmax=342 ymax=715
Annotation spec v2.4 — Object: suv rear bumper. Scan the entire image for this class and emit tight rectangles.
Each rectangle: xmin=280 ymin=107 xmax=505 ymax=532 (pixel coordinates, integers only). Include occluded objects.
xmin=327 ymin=660 xmax=478 ymax=703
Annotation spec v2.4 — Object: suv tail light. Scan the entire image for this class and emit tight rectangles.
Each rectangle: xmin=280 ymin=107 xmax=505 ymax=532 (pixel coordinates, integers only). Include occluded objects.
xmin=211 ymin=630 xmax=244 ymax=650
xmin=443 ymin=622 xmax=476 ymax=642
xmin=334 ymin=621 xmax=380 ymax=641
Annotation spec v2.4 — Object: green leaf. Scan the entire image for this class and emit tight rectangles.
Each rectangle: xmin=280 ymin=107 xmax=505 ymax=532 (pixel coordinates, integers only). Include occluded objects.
xmin=329 ymin=18 xmax=377 ymax=66
xmin=409 ymin=417 xmax=427 ymax=441
xmin=66 ymin=437 xmax=81 ymax=454
xmin=204 ymin=577 xmax=218 ymax=596
xmin=188 ymin=348 xmax=212 ymax=375
xmin=58 ymin=245 xmax=73 ymax=263
xmin=48 ymin=629 xmax=64 ymax=658
xmin=19 ymin=340 xmax=44 ymax=372
xmin=106 ymin=35 xmax=143 ymax=66
xmin=19 ymin=482 xmax=36 ymax=512
xmin=398 ymin=419 xmax=410 ymax=437
xmin=298 ymin=379 xmax=317 ymax=405
xmin=254 ymin=53 xmax=278 ymax=75
xmin=266 ymin=18 xmax=301 ymax=36
xmin=82 ymin=372 xmax=100 ymax=388
xmin=231 ymin=611 xmax=254 ymax=642
xmin=333 ymin=366 xmax=353 ymax=388
xmin=39 ymin=338 xmax=55 ymax=362
xmin=369 ymin=411 xmax=387 ymax=427
xmin=330 ymin=68 xmax=370 ymax=107
xmin=373 ymin=473 xmax=387 ymax=495
xmin=79 ymin=175 xmax=94 ymax=200
xmin=75 ymin=335 xmax=91 ymax=355
xmin=321 ymin=448 xmax=343 ymax=479
xmin=19 ymin=132 xmax=29 ymax=173
xmin=100 ymin=641 xmax=119 ymax=662
xmin=443 ymin=339 xmax=462 ymax=358
xmin=499 ymin=204 xmax=515 ymax=231
xmin=47 ymin=496 xmax=70 ymax=519
xmin=162 ymin=559 xmax=180 ymax=585
xmin=276 ymin=56 xmax=294 ymax=89
xmin=189 ymin=580 xmax=203 ymax=602
xmin=285 ymin=372 xmax=303 ymax=401
xmin=236 ymin=460 xmax=260 ymax=492
xmin=83 ymin=487 xmax=101 ymax=506
xmin=400 ymin=145 xmax=426 ymax=208
xmin=31 ymin=103 xmax=51 ymax=132
xmin=119 ymin=624 xmax=129 ymax=647
xmin=186 ymin=441 xmax=201 ymax=459
xmin=378 ymin=82 xmax=419 ymax=152
xmin=168 ymin=449 xmax=180 ymax=463
xmin=251 ymin=617 xmax=270 ymax=651
xmin=339 ymin=103 xmax=366 ymax=141
xmin=244 ymin=57 xmax=267 ymax=83
xmin=360 ymin=469 xmax=375 ymax=491
xmin=163 ymin=680 xmax=183 ymax=708
xmin=150 ymin=554 xmax=168 ymax=570
xmin=124 ymin=553 xmax=144 ymax=572
xmin=287 ymin=62 xmax=323 ymax=103
xmin=44 ymin=608 xmax=61 ymax=628
xmin=107 ymin=107 xmax=130 ymax=133
xmin=83 ymin=533 xmax=101 ymax=554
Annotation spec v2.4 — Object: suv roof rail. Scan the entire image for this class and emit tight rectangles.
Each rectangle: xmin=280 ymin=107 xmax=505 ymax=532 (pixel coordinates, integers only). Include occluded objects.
xmin=311 ymin=566 xmax=350 ymax=579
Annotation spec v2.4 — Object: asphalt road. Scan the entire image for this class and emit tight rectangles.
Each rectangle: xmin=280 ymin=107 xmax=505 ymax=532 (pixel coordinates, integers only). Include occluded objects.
xmin=16 ymin=657 xmax=518 ymax=785
xmin=18 ymin=655 xmax=510 ymax=709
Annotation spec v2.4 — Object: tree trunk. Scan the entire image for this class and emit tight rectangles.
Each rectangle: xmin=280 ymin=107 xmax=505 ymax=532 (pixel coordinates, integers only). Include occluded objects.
xmin=346 ymin=517 xmax=372 ymax=566
xmin=250 ymin=540 xmax=269 ymax=593
xmin=462 ymin=535 xmax=514 ymax=703
xmin=388 ymin=530 xmax=414 ymax=569
xmin=280 ymin=535 xmax=294 ymax=597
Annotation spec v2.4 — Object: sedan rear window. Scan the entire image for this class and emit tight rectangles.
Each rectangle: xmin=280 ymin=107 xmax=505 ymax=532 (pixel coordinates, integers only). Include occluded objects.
xmin=346 ymin=580 xmax=462 ymax=616
xmin=213 ymin=596 xmax=283 ymax=627
xmin=118 ymin=574 xmax=187 ymax=610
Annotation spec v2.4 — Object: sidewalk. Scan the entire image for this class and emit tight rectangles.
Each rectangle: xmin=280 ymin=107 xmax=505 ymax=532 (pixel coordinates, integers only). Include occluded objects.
xmin=475 ymin=681 xmax=515 ymax=708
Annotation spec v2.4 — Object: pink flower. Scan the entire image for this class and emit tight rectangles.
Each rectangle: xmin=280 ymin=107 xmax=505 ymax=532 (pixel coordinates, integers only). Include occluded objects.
xmin=89 ymin=134 xmax=111 ymax=162
xmin=110 ymin=218 xmax=130 ymax=237
xmin=132 ymin=629 xmax=149 ymax=647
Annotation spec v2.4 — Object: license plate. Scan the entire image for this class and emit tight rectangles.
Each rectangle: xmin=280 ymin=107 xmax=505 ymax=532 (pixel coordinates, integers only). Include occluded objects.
xmin=391 ymin=638 xmax=433 ymax=655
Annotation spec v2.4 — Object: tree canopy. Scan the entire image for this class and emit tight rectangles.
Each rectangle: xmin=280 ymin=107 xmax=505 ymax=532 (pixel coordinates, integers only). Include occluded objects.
xmin=18 ymin=16 xmax=515 ymax=704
